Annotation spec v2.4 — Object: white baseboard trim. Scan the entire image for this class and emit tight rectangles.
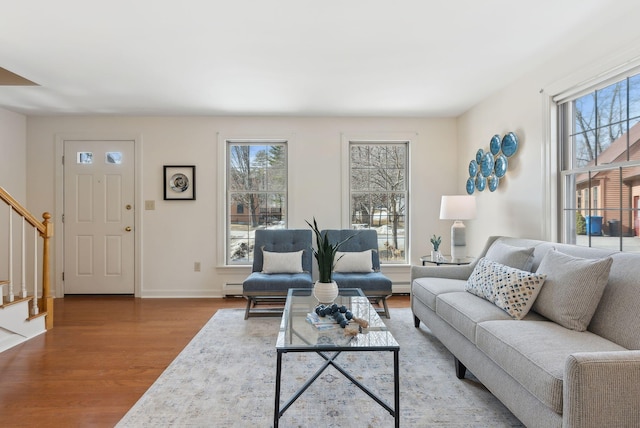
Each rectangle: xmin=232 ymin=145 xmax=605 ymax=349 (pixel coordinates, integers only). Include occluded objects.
xmin=139 ymin=290 xmax=224 ymax=298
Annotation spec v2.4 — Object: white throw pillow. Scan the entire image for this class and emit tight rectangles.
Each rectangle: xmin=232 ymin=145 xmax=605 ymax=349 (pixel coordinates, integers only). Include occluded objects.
xmin=466 ymin=257 xmax=547 ymax=320
xmin=262 ymin=250 xmax=304 ymax=274
xmin=333 ymin=250 xmax=374 ymax=273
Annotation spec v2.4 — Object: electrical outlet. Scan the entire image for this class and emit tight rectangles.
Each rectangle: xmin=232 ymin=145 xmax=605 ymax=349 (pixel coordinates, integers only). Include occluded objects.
xmin=145 ymin=200 xmax=155 ymax=210
xmin=194 ymin=262 xmax=201 ymax=272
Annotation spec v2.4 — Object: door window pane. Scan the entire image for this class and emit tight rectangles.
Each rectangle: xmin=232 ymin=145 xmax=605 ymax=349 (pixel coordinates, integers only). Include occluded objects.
xmin=77 ymin=152 xmax=93 ymax=164
xmin=105 ymin=152 xmax=123 ymax=164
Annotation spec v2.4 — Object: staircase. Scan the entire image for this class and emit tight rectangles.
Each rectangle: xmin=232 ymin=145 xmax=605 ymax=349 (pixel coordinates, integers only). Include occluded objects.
xmin=0 ymin=187 xmax=53 ymax=353
xmin=0 ymin=293 xmax=46 ymax=352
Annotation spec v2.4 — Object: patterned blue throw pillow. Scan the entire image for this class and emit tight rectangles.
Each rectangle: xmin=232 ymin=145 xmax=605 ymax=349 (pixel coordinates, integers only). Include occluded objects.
xmin=466 ymin=257 xmax=547 ymax=320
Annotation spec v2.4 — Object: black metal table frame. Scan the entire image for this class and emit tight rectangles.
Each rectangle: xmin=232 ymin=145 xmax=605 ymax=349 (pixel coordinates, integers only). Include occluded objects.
xmin=274 ymin=289 xmax=400 ymax=428
xmin=274 ymin=346 xmax=399 ymax=427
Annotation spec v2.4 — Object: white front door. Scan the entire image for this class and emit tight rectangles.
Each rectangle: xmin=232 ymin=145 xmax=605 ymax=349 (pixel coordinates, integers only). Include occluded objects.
xmin=63 ymin=140 xmax=135 ymax=294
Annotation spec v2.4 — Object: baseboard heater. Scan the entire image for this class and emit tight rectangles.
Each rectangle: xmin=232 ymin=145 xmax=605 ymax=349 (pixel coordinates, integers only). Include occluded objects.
xmin=223 ymin=283 xmax=243 ymax=297
xmin=225 ymin=281 xmax=410 ymax=297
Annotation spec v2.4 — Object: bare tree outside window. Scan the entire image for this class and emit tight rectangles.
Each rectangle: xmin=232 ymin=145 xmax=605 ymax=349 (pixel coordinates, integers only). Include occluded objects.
xmin=350 ymin=143 xmax=408 ymax=263
xmin=227 ymin=142 xmax=287 ymax=263
xmin=561 ymin=72 xmax=640 ymax=252
xmin=573 ymin=76 xmax=640 ymax=167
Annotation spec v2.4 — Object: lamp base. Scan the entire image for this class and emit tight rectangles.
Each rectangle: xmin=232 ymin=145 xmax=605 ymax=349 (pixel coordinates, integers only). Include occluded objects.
xmin=451 ymin=220 xmax=466 ymax=260
xmin=451 ymin=245 xmax=467 ymax=260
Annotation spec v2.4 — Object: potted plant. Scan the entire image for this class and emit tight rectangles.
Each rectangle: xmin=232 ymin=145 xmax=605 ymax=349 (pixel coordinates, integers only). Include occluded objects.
xmin=430 ymin=234 xmax=442 ymax=261
xmin=306 ymin=217 xmax=356 ymax=303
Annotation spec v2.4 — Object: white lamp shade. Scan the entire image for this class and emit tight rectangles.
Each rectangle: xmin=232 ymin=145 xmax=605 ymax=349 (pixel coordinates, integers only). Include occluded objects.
xmin=439 ymin=195 xmax=477 ymax=220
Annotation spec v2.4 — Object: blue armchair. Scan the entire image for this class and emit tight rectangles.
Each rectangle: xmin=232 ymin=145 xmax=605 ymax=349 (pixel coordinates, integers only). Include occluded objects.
xmin=322 ymin=229 xmax=393 ymax=318
xmin=242 ymin=229 xmax=313 ymax=319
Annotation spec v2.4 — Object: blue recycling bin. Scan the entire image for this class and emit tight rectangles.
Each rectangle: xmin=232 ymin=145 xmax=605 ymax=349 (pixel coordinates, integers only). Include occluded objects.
xmin=585 ymin=216 xmax=603 ymax=236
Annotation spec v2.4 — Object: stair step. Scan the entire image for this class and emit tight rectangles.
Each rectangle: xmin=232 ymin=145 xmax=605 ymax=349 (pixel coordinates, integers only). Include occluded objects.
xmin=0 ymin=295 xmax=33 ymax=309
xmin=0 ymin=330 xmax=29 ymax=353
xmin=0 ymin=298 xmax=46 ymax=349
xmin=27 ymin=311 xmax=47 ymax=322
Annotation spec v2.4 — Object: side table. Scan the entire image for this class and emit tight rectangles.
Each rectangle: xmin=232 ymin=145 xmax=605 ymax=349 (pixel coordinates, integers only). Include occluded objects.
xmin=420 ymin=255 xmax=475 ymax=266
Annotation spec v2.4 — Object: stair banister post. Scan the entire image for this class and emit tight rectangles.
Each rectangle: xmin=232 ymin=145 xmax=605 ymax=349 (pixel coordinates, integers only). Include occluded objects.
xmin=31 ymin=228 xmax=39 ymax=316
xmin=21 ymin=217 xmax=27 ymax=298
xmin=41 ymin=212 xmax=53 ymax=329
xmin=8 ymin=204 xmax=14 ymax=302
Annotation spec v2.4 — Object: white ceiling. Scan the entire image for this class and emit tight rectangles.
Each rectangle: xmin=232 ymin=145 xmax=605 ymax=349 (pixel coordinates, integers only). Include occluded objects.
xmin=0 ymin=0 xmax=630 ymax=117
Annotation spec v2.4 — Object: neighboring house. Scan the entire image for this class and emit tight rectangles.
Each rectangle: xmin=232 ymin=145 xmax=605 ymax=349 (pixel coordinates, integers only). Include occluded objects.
xmin=576 ymin=122 xmax=640 ymax=237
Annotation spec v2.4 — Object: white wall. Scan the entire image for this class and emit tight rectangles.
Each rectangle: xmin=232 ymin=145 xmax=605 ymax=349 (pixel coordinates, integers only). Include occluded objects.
xmin=0 ymin=108 xmax=27 ymax=200
xmin=25 ymin=5 xmax=640 ymax=297
xmin=0 ymin=108 xmax=28 ymax=296
xmin=457 ymin=6 xmax=640 ymax=257
xmin=26 ymin=116 xmax=457 ymax=297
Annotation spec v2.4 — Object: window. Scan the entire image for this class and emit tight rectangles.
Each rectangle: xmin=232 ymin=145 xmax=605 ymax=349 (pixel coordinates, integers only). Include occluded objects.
xmin=349 ymin=142 xmax=408 ymax=263
xmin=105 ymin=152 xmax=122 ymax=164
xmin=559 ymin=72 xmax=640 ymax=251
xmin=226 ymin=141 xmax=287 ymax=264
xmin=77 ymin=152 xmax=93 ymax=164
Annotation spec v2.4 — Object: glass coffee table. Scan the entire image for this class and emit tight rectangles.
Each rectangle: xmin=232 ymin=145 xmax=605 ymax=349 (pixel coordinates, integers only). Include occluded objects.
xmin=274 ymin=288 xmax=400 ymax=427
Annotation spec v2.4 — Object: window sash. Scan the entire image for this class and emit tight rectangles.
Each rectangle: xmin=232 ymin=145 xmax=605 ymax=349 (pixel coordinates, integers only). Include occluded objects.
xmin=226 ymin=141 xmax=287 ymax=265
xmin=349 ymin=142 xmax=408 ymax=264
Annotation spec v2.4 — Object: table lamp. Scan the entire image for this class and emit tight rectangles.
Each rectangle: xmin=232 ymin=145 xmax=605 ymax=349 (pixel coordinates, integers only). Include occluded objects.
xmin=439 ymin=195 xmax=476 ymax=260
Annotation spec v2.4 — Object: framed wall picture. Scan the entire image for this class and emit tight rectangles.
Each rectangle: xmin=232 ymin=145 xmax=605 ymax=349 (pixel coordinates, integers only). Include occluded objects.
xmin=164 ymin=165 xmax=196 ymax=200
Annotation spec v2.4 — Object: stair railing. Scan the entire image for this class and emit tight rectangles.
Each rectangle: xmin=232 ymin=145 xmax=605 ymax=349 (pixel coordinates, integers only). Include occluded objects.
xmin=0 ymin=186 xmax=53 ymax=329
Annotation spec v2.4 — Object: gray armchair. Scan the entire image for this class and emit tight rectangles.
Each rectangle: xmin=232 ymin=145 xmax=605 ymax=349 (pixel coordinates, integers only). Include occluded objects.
xmin=321 ymin=229 xmax=393 ymax=318
xmin=242 ymin=229 xmax=313 ymax=319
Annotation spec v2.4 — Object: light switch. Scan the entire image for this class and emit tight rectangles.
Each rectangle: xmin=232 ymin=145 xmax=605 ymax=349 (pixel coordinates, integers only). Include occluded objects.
xmin=145 ymin=200 xmax=155 ymax=210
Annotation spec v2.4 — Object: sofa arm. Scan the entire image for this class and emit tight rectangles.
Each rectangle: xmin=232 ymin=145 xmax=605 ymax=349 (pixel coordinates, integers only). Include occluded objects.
xmin=563 ymin=351 xmax=640 ymax=428
xmin=410 ymin=264 xmax=475 ymax=281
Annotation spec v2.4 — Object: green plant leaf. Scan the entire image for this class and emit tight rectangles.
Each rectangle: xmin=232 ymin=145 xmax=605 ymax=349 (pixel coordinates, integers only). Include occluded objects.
xmin=306 ymin=217 xmax=359 ymax=283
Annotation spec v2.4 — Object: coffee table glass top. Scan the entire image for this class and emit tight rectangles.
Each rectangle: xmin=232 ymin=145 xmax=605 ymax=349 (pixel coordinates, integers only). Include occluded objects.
xmin=276 ymin=288 xmax=399 ymax=351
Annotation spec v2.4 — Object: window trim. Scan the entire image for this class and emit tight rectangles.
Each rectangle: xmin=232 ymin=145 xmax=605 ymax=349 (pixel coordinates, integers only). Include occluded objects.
xmin=543 ymin=46 xmax=640 ymax=243
xmin=341 ymin=132 xmax=415 ymax=265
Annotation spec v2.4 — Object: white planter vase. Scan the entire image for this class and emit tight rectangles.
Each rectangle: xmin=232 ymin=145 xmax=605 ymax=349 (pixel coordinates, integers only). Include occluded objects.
xmin=313 ymin=280 xmax=339 ymax=304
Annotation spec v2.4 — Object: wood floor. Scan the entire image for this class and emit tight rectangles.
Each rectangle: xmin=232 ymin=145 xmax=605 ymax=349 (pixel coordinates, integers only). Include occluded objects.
xmin=0 ymin=294 xmax=410 ymax=427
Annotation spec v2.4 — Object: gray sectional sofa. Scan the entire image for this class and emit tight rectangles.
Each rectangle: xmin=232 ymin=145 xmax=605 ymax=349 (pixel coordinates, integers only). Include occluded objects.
xmin=411 ymin=236 xmax=640 ymax=428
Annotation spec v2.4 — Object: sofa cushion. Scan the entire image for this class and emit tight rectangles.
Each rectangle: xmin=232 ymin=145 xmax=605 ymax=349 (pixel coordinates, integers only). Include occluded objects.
xmin=486 ymin=241 xmax=536 ymax=271
xmin=476 ymin=320 xmax=627 ymax=414
xmin=436 ymin=291 xmax=546 ymax=343
xmin=261 ymin=249 xmax=304 ymax=273
xmin=466 ymin=258 xmax=547 ymax=319
xmin=334 ymin=250 xmax=373 ymax=273
xmin=533 ymin=249 xmax=613 ymax=331
xmin=411 ymin=277 xmax=465 ymax=311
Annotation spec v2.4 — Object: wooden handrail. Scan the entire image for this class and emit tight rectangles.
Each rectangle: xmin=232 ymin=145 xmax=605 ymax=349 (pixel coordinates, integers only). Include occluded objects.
xmin=0 ymin=186 xmax=53 ymax=328
xmin=0 ymin=187 xmax=46 ymax=235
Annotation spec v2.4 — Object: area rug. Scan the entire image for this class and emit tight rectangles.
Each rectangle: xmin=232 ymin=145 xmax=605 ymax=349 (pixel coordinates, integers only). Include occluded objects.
xmin=116 ymin=308 xmax=523 ymax=427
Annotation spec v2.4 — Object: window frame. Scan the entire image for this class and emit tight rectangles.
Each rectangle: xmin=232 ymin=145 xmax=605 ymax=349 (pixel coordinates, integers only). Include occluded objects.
xmin=341 ymin=133 xmax=413 ymax=265
xmin=557 ymin=72 xmax=640 ymax=251
xmin=222 ymin=138 xmax=289 ymax=266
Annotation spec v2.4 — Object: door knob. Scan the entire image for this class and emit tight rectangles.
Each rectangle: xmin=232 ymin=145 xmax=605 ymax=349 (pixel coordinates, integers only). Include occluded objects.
xmin=125 ymin=226 xmax=132 ymax=232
